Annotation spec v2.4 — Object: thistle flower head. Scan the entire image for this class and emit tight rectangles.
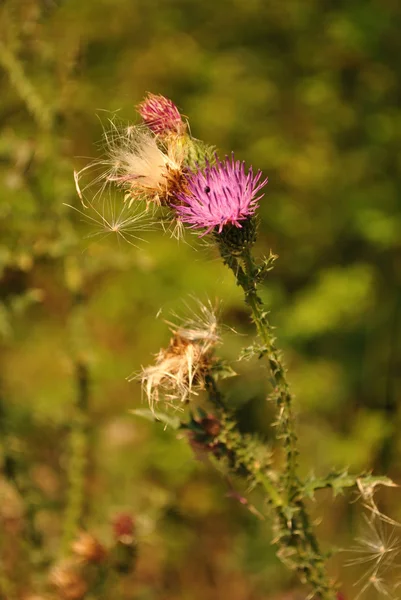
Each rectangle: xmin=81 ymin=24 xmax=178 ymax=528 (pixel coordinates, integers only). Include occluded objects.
xmin=135 ymin=301 xmax=221 ymax=408
xmin=174 ymin=154 xmax=268 ymax=236
xmin=137 ymin=93 xmax=186 ymax=136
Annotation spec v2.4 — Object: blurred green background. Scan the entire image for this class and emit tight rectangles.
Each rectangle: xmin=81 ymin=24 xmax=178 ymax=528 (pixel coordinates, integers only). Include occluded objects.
xmin=1 ymin=0 xmax=401 ymax=598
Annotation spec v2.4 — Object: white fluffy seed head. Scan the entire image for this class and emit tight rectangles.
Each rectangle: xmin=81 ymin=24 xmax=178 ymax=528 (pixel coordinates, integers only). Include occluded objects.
xmin=74 ymin=119 xmax=187 ymax=209
xmin=346 ymin=512 xmax=401 ymax=600
xmin=105 ymin=127 xmax=186 ymax=205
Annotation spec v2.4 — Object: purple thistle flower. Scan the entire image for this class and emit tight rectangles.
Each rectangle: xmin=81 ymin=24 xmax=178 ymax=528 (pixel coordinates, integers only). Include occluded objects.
xmin=137 ymin=93 xmax=185 ymax=135
xmin=174 ymin=154 xmax=268 ymax=235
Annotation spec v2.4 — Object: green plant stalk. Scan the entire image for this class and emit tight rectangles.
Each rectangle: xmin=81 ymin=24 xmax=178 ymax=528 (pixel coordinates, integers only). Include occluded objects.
xmin=61 ymin=263 xmax=91 ymax=553
xmin=61 ymin=359 xmax=89 ymax=552
xmin=205 ymin=374 xmax=285 ymax=510
xmin=0 ymin=568 xmax=17 ymax=600
xmin=241 ymin=248 xmax=298 ymax=493
xmin=219 ymin=244 xmax=337 ymax=600
xmin=0 ymin=40 xmax=53 ymax=130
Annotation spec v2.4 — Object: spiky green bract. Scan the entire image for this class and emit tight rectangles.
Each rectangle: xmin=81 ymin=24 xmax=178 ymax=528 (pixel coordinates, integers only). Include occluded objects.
xmin=216 ymin=217 xmax=257 ymax=256
xmin=185 ymin=138 xmax=217 ymax=170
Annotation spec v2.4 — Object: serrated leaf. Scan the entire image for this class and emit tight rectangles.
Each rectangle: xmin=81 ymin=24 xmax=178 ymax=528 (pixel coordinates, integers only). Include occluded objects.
xmin=356 ymin=474 xmax=397 ymax=493
xmin=303 ymin=470 xmax=360 ymax=498
xmin=304 ymin=471 xmax=397 ymax=501
xmin=212 ymin=361 xmax=237 ymax=379
xmin=254 ymin=253 xmax=278 ymax=282
xmin=239 ymin=343 xmax=268 ymax=361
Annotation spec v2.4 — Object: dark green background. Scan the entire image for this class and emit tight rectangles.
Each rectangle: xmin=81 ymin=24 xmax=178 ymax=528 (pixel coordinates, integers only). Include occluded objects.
xmin=1 ymin=0 xmax=400 ymax=597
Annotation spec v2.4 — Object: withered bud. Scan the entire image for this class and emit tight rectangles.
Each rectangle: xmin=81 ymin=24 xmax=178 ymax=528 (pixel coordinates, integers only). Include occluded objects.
xmin=49 ymin=560 xmax=87 ymax=600
xmin=200 ymin=415 xmax=221 ymax=437
xmin=71 ymin=531 xmax=106 ymax=563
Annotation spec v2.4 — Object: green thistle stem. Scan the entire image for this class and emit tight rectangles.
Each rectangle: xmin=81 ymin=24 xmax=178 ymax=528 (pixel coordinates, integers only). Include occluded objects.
xmin=62 ymin=260 xmax=91 ymax=553
xmin=205 ymin=374 xmax=285 ymax=511
xmin=61 ymin=359 xmax=89 ymax=552
xmin=241 ymin=248 xmax=299 ymax=493
xmin=218 ymin=240 xmax=337 ymax=600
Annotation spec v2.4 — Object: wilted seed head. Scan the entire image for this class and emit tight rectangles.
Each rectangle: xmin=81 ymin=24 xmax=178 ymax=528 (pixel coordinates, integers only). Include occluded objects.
xmin=140 ymin=336 xmax=210 ymax=408
xmin=137 ymin=301 xmax=221 ymax=408
xmin=170 ymin=298 xmax=221 ymax=345
xmin=137 ymin=93 xmax=186 ymax=136
xmin=174 ymin=153 xmax=268 ymax=236
xmin=106 ymin=128 xmax=187 ymax=206
xmin=75 ymin=120 xmax=187 ymax=209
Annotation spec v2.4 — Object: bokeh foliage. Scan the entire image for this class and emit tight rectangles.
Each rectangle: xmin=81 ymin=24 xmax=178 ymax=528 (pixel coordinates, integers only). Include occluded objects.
xmin=0 ymin=0 xmax=400 ymax=598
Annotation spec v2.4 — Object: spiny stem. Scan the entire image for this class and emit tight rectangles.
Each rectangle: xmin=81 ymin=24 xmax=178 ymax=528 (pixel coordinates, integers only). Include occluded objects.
xmin=61 ymin=359 xmax=89 ymax=552
xmin=205 ymin=374 xmax=285 ymax=511
xmin=62 ymin=261 xmax=91 ymax=553
xmin=227 ymin=247 xmax=299 ymax=494
xmin=218 ymin=242 xmax=337 ymax=600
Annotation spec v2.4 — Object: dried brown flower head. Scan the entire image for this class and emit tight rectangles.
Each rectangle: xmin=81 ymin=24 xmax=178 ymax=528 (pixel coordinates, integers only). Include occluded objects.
xmin=49 ymin=560 xmax=87 ymax=600
xmin=137 ymin=300 xmax=221 ymax=408
xmin=71 ymin=531 xmax=106 ymax=563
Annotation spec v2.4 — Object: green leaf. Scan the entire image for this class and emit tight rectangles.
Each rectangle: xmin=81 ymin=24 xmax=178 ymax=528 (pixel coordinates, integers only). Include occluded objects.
xmin=239 ymin=343 xmax=268 ymax=361
xmin=304 ymin=470 xmax=359 ymax=498
xmin=303 ymin=471 xmax=396 ymax=499
xmin=212 ymin=360 xmax=237 ymax=379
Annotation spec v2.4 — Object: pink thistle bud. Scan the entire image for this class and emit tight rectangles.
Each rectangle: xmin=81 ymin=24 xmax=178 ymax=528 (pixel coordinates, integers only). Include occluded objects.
xmin=137 ymin=93 xmax=185 ymax=136
xmin=112 ymin=513 xmax=135 ymax=544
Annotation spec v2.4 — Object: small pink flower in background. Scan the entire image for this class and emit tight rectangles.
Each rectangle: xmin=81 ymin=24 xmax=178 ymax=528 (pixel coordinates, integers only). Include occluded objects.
xmin=174 ymin=154 xmax=268 ymax=235
xmin=112 ymin=513 xmax=135 ymax=544
xmin=137 ymin=93 xmax=185 ymax=135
